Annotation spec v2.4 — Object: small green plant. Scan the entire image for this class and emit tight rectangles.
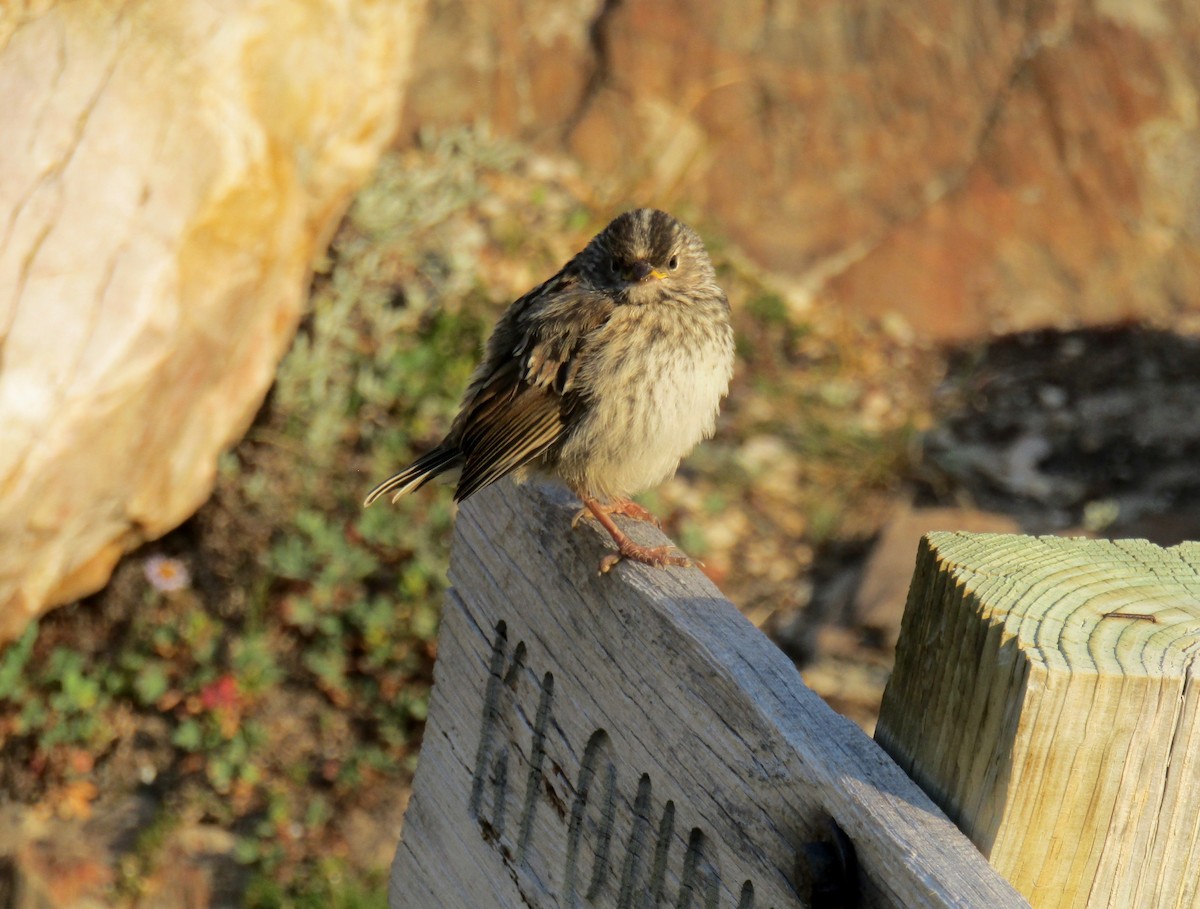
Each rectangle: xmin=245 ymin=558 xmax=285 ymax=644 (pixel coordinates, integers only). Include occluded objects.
xmin=0 ymin=625 xmax=117 ymax=752
xmin=244 ymin=859 xmax=389 ymax=909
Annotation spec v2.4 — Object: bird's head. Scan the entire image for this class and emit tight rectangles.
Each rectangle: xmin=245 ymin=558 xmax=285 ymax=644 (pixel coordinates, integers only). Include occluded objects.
xmin=586 ymin=208 xmax=716 ymax=305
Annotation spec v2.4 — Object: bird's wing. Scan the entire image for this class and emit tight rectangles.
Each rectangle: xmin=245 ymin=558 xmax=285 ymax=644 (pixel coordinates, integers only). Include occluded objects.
xmin=513 ymin=281 xmax=615 ymax=393
xmin=453 ymin=367 xmax=565 ymax=501
xmin=450 ymin=278 xmax=616 ymax=501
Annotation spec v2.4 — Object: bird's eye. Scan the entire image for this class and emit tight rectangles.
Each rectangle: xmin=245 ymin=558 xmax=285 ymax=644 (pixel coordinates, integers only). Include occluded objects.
xmin=668 ymin=255 xmax=679 ymax=271
xmin=610 ymin=258 xmax=620 ymax=273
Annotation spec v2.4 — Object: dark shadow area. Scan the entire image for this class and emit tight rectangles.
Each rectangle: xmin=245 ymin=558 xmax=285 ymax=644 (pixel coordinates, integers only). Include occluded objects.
xmin=914 ymin=325 xmax=1200 ymax=544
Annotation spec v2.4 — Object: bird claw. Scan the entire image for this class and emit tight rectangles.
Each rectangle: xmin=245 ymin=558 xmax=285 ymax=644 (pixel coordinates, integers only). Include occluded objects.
xmin=597 ymin=542 xmax=693 ymax=574
xmin=575 ymin=494 xmax=690 ymax=574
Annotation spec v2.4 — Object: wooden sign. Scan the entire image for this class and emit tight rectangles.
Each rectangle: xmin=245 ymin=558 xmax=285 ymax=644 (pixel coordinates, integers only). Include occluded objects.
xmin=389 ymin=481 xmax=1026 ymax=908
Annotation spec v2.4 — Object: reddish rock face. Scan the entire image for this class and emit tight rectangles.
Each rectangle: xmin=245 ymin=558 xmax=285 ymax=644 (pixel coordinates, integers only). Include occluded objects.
xmin=406 ymin=0 xmax=1200 ymax=339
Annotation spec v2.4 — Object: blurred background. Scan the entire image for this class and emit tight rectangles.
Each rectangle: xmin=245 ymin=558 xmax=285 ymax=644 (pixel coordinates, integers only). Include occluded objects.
xmin=2 ymin=0 xmax=1198 ymax=905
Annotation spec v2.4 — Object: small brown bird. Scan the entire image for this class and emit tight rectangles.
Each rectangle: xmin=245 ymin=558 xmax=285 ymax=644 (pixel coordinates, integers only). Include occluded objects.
xmin=364 ymin=208 xmax=734 ymax=572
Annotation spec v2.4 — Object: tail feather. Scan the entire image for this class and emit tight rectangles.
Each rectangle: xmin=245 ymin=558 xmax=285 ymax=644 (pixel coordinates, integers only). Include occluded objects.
xmin=363 ymin=445 xmax=462 ymax=507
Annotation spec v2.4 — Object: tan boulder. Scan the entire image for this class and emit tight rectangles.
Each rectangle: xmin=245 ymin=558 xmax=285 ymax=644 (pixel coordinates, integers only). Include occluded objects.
xmin=0 ymin=0 xmax=423 ymax=642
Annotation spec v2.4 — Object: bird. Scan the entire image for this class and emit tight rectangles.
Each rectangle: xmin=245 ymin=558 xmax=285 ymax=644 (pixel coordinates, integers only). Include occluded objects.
xmin=364 ymin=208 xmax=735 ymax=572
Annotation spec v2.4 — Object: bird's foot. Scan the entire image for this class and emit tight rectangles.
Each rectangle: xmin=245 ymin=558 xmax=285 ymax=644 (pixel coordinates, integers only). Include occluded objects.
xmin=577 ymin=494 xmax=692 ymax=574
xmin=598 ymin=541 xmax=693 ymax=574
xmin=571 ymin=497 xmax=662 ymax=529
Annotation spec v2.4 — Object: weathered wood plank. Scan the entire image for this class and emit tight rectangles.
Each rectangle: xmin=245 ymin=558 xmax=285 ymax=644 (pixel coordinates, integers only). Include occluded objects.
xmin=875 ymin=532 xmax=1200 ymax=909
xmin=389 ymin=481 xmax=1027 ymax=908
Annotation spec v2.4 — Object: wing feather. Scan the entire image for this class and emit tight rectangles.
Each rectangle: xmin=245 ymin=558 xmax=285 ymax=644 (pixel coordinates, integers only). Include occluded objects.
xmin=454 ymin=383 xmax=564 ymax=500
xmin=442 ymin=280 xmax=616 ymax=501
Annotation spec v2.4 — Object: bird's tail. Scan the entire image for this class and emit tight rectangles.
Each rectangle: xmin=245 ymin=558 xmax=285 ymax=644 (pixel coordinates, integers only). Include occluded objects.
xmin=363 ymin=445 xmax=462 ymax=507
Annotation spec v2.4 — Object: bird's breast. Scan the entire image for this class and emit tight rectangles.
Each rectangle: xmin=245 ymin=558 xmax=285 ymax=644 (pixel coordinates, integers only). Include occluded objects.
xmin=553 ymin=304 xmax=734 ymax=499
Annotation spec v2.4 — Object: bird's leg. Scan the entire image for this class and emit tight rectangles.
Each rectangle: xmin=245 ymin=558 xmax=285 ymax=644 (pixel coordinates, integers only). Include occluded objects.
xmin=578 ymin=495 xmax=690 ymax=573
xmin=571 ymin=496 xmax=662 ymax=529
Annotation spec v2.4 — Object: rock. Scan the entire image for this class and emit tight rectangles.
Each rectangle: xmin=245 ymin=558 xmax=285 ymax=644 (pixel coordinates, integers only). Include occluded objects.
xmin=0 ymin=798 xmax=245 ymax=909
xmin=406 ymin=0 xmax=1200 ymax=339
xmin=0 ymin=0 xmax=423 ymax=642
xmin=398 ymin=0 xmax=597 ymax=142
xmin=138 ymin=825 xmax=245 ymax=909
xmin=825 ymin=14 xmax=1200 ymax=339
xmin=0 ymin=798 xmax=133 ymax=909
xmin=923 ymin=327 xmax=1200 ymax=535
xmin=854 ymin=506 xmax=1021 ymax=648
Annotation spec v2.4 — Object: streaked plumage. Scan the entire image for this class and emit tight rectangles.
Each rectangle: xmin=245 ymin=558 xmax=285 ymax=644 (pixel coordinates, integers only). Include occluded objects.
xmin=365 ymin=208 xmax=734 ymax=571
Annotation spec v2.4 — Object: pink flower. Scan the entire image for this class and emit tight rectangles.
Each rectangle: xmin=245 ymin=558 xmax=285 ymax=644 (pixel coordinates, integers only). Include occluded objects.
xmin=143 ymin=554 xmax=191 ymax=592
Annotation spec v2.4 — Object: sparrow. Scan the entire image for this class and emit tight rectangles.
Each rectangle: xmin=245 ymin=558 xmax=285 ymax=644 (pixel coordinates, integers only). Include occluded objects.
xmin=364 ymin=208 xmax=735 ymax=572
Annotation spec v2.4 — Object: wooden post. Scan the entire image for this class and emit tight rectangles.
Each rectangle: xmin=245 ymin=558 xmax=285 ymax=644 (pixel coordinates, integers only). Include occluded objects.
xmin=875 ymin=532 xmax=1200 ymax=909
xmin=388 ymin=481 xmax=1026 ymax=908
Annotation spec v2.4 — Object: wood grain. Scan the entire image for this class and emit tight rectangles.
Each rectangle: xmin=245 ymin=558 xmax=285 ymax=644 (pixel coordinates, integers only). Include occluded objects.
xmin=876 ymin=532 xmax=1200 ymax=909
xmin=388 ymin=481 xmax=1026 ymax=908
